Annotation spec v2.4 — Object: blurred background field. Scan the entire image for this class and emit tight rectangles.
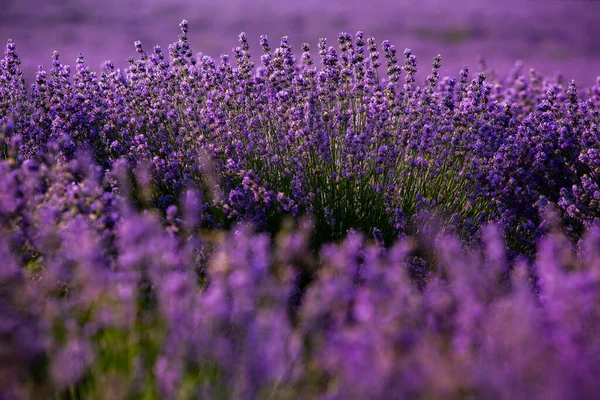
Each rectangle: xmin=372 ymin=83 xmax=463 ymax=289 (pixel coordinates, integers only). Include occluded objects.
xmin=1 ymin=0 xmax=599 ymax=85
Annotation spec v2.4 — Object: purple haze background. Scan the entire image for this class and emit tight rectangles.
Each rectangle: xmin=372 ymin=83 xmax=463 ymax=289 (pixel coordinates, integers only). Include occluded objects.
xmin=1 ymin=0 xmax=600 ymax=85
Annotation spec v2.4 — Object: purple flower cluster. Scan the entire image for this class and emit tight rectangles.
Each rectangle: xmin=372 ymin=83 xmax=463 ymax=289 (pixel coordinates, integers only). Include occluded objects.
xmin=1 ymin=20 xmax=600 ymax=398
xmin=1 ymin=188 xmax=600 ymax=398
xmin=2 ymin=22 xmax=598 ymax=247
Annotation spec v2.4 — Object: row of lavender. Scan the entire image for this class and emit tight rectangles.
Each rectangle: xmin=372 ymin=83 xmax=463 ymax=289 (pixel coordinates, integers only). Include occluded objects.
xmin=2 ymin=21 xmax=599 ymax=249
xmin=2 ymin=196 xmax=600 ymax=399
xmin=0 ymin=20 xmax=599 ymax=398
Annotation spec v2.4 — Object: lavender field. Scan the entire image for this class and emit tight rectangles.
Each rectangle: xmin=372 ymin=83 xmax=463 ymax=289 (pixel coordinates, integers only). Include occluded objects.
xmin=3 ymin=0 xmax=600 ymax=85
xmin=1 ymin=1 xmax=600 ymax=399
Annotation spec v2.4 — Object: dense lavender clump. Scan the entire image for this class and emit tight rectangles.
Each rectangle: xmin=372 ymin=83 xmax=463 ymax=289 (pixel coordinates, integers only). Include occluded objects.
xmin=2 ymin=22 xmax=598 ymax=249
xmin=1 ymin=184 xmax=600 ymax=398
xmin=1 ymin=21 xmax=600 ymax=398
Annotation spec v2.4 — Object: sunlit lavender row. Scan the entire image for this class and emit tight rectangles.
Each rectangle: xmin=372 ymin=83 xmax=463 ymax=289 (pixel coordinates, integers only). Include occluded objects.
xmin=1 ymin=20 xmax=599 ymax=398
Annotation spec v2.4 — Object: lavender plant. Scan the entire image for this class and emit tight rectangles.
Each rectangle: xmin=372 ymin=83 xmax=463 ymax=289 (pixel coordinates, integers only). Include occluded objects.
xmin=1 ymin=20 xmax=600 ymax=399
xmin=4 ymin=22 xmax=599 ymax=249
xmin=1 ymin=178 xmax=600 ymax=398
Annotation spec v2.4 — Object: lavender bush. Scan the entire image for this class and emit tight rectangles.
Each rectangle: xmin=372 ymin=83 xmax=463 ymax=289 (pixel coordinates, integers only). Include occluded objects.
xmin=1 ymin=20 xmax=599 ymax=399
